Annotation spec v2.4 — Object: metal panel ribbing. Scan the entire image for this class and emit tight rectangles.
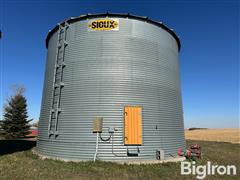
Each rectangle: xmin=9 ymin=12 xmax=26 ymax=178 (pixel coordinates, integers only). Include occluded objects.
xmin=38 ymin=15 xmax=185 ymax=161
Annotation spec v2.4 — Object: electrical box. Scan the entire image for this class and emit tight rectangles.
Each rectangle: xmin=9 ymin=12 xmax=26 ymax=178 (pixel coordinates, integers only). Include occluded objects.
xmin=93 ymin=117 xmax=103 ymax=133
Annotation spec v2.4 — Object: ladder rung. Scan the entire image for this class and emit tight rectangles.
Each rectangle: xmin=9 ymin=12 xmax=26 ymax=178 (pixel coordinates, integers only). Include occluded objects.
xmin=54 ymin=93 xmax=60 ymax=96
xmin=65 ymin=22 xmax=70 ymax=27
xmin=49 ymin=131 xmax=54 ymax=135
xmin=54 ymin=84 xmax=63 ymax=88
xmin=58 ymin=23 xmax=64 ymax=29
xmin=58 ymin=50 xmax=64 ymax=54
xmin=56 ymin=68 xmax=61 ymax=72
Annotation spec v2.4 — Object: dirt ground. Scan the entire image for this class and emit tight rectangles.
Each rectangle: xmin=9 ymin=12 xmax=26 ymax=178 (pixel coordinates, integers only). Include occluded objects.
xmin=185 ymin=128 xmax=240 ymax=144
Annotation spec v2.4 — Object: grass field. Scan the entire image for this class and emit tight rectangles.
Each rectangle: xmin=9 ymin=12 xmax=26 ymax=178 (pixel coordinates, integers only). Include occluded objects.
xmin=185 ymin=128 xmax=240 ymax=144
xmin=0 ymin=140 xmax=239 ymax=179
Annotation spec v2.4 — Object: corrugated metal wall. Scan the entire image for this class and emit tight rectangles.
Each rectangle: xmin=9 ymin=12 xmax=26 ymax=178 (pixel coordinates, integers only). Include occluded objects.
xmin=37 ymin=16 xmax=185 ymax=161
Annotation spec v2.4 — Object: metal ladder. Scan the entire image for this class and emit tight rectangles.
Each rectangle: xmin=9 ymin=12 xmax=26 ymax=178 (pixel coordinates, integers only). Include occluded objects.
xmin=48 ymin=22 xmax=69 ymax=137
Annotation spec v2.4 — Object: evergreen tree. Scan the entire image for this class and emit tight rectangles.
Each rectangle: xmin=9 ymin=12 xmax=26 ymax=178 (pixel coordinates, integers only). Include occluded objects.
xmin=2 ymin=86 xmax=32 ymax=139
xmin=0 ymin=120 xmax=4 ymax=139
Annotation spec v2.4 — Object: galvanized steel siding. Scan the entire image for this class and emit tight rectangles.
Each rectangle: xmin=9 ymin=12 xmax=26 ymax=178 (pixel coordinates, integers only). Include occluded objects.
xmin=37 ymin=17 xmax=185 ymax=161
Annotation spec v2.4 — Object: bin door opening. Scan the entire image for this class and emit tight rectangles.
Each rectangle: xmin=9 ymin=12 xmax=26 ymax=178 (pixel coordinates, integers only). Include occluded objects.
xmin=124 ymin=106 xmax=142 ymax=145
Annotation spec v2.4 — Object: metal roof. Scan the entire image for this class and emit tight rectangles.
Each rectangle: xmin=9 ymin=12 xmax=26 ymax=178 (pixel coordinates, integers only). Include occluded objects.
xmin=45 ymin=13 xmax=181 ymax=51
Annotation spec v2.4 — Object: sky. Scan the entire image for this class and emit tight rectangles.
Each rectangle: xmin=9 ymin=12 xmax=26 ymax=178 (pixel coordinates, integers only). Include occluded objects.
xmin=0 ymin=0 xmax=239 ymax=128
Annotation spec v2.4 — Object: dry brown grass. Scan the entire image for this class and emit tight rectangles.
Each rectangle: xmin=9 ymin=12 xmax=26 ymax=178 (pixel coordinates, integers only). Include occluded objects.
xmin=185 ymin=128 xmax=240 ymax=144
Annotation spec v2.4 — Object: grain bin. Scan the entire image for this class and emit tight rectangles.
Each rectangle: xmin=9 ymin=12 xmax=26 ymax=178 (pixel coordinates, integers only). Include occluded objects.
xmin=37 ymin=13 xmax=185 ymax=162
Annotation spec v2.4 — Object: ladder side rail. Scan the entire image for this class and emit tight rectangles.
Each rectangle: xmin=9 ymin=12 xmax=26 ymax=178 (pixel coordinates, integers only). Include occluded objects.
xmin=48 ymin=25 xmax=61 ymax=136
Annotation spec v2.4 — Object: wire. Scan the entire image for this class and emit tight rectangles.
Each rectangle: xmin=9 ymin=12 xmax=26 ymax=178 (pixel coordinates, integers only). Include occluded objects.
xmin=111 ymin=132 xmax=127 ymax=157
xmin=167 ymin=153 xmax=177 ymax=158
xmin=99 ymin=133 xmax=112 ymax=142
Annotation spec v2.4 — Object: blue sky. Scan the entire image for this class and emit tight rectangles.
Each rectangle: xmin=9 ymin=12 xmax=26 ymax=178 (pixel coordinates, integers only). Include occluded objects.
xmin=0 ymin=0 xmax=239 ymax=128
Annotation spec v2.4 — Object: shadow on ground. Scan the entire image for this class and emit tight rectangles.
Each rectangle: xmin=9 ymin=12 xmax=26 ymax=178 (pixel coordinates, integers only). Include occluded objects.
xmin=0 ymin=139 xmax=36 ymax=155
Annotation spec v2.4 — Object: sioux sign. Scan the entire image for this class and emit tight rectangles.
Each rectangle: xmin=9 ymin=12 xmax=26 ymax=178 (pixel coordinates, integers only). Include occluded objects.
xmin=88 ymin=19 xmax=119 ymax=31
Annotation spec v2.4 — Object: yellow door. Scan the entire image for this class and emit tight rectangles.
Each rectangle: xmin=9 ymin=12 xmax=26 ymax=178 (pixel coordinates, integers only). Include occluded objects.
xmin=124 ymin=106 xmax=142 ymax=145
